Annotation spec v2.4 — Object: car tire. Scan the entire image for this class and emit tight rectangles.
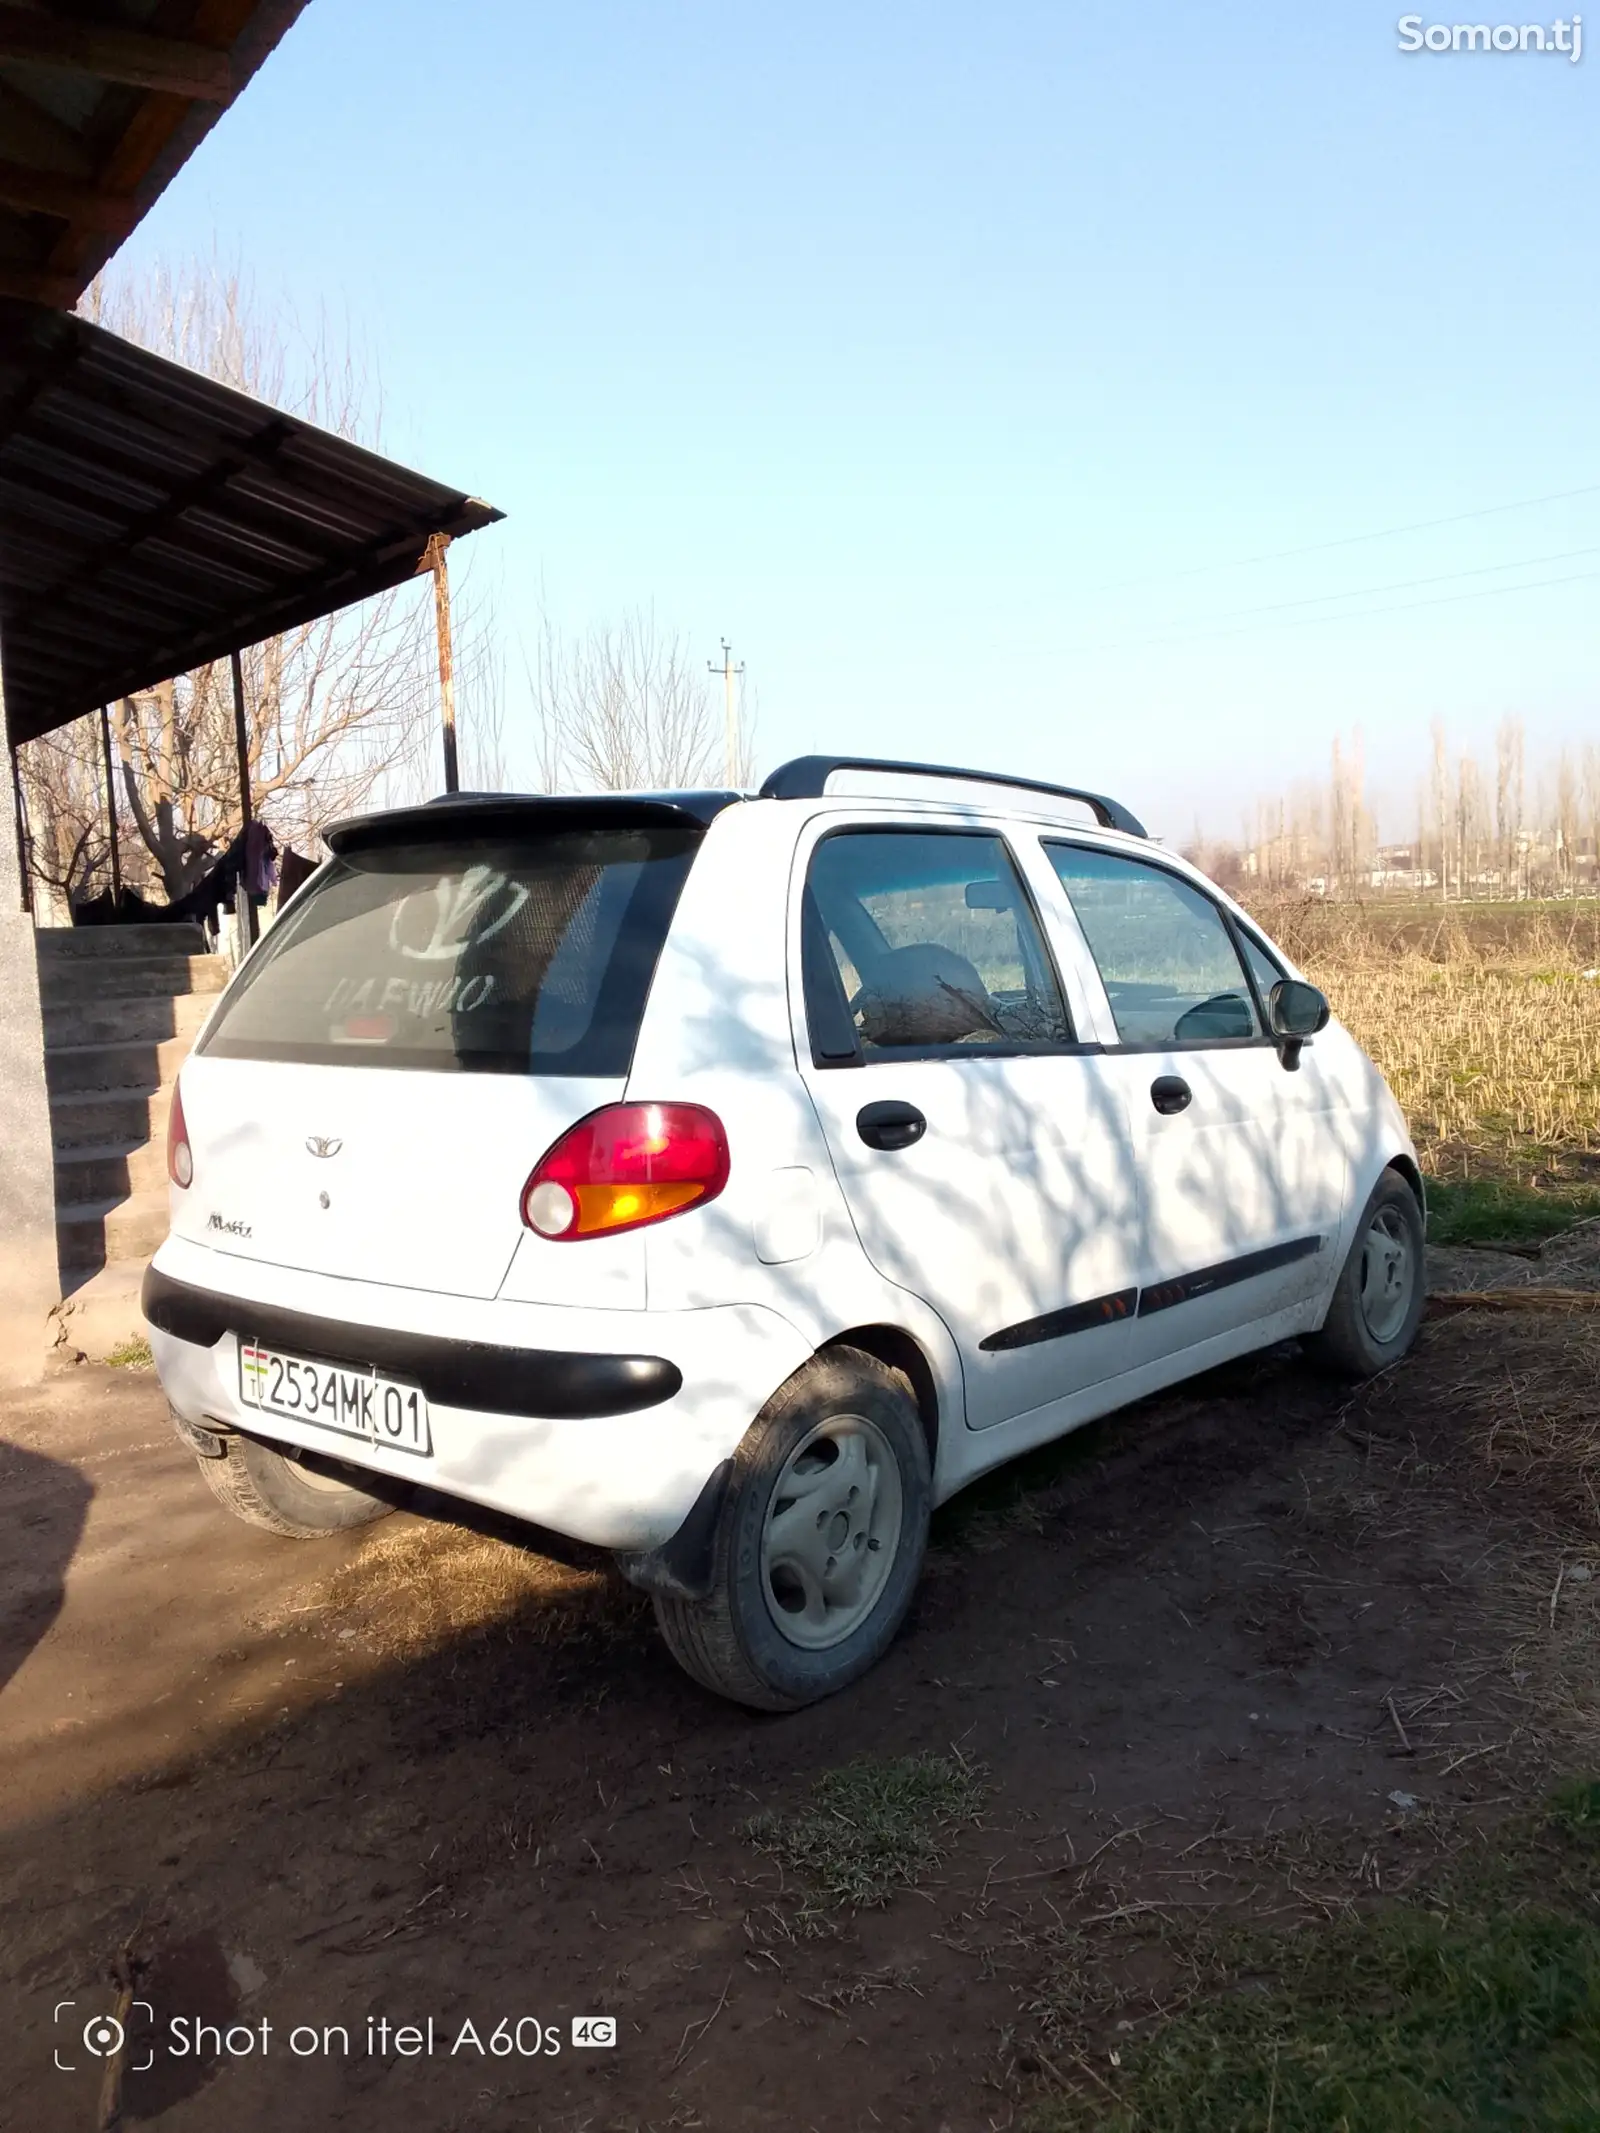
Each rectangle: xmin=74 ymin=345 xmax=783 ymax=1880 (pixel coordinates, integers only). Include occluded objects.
xmin=197 ymin=1428 xmax=398 ymax=1539
xmin=1306 ymin=1169 xmax=1426 ymax=1380
xmin=652 ymin=1348 xmax=932 ymax=1712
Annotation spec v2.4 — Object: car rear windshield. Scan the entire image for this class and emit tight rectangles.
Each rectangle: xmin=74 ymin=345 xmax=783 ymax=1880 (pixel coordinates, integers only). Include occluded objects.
xmin=199 ymin=826 xmax=699 ymax=1075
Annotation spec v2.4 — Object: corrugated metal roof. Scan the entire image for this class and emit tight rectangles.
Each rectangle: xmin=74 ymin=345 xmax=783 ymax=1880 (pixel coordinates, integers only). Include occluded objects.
xmin=0 ymin=297 xmax=502 ymax=748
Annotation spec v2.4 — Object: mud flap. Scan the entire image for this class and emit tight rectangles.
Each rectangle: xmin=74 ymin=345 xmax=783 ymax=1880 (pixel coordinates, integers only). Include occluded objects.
xmin=612 ymin=1459 xmax=733 ymax=1601
xmin=170 ymin=1409 xmax=230 ymax=1459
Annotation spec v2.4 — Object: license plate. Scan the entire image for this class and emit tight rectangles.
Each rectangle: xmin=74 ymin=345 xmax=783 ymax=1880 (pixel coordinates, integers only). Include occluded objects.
xmin=237 ymin=1341 xmax=431 ymax=1455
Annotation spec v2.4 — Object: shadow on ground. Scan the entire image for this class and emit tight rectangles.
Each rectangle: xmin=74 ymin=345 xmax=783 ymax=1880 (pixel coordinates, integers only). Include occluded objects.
xmin=1 ymin=1320 xmax=1593 ymax=2133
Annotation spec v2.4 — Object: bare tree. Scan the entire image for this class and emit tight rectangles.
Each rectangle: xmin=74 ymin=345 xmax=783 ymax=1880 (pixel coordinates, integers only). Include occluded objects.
xmin=1496 ymin=714 xmax=1525 ymax=899
xmin=15 ymin=720 xmax=114 ymax=913
xmin=17 ymin=258 xmax=499 ymax=907
xmin=527 ymin=607 xmax=755 ymax=793
xmin=1457 ymin=749 xmax=1489 ymax=898
xmin=1429 ymin=719 xmax=1452 ymax=901
xmin=1554 ymin=748 xmax=1581 ymax=898
xmin=1328 ymin=731 xmax=1371 ymax=894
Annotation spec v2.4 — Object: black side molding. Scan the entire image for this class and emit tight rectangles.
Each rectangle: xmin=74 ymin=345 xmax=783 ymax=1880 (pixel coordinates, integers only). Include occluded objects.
xmin=979 ymin=1287 xmax=1138 ymax=1353
xmin=142 ymin=1267 xmax=683 ymax=1421
xmin=978 ymin=1239 xmax=1324 ymax=1354
xmin=1137 ymin=1235 xmax=1323 ymax=1317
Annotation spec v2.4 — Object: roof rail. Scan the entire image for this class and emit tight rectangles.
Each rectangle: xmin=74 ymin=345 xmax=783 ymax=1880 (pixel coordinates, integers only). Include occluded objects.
xmin=757 ymin=756 xmax=1147 ymax=838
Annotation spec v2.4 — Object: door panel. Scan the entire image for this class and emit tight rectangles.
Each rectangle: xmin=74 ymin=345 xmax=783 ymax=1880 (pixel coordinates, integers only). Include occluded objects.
xmin=796 ymin=822 xmax=1141 ymax=1429
xmin=1039 ymin=842 xmax=1346 ymax=1361
xmin=1100 ymin=1047 xmax=1343 ymax=1361
xmin=804 ymin=1052 xmax=1141 ymax=1426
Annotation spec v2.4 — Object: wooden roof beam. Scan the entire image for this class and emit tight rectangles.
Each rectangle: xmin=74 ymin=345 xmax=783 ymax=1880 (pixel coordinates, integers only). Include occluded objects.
xmin=0 ymin=8 xmax=231 ymax=100
xmin=0 ymin=158 xmax=134 ymax=232
xmin=0 ymin=74 xmax=94 ymax=176
xmin=0 ymin=260 xmax=80 ymax=304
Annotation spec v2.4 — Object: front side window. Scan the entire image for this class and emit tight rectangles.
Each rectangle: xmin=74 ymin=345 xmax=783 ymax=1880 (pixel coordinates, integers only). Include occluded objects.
xmin=804 ymin=829 xmax=1071 ymax=1061
xmin=1234 ymin=923 xmax=1286 ymax=1011
xmin=1044 ymin=845 xmax=1261 ymax=1047
xmin=201 ymin=827 xmax=698 ymax=1075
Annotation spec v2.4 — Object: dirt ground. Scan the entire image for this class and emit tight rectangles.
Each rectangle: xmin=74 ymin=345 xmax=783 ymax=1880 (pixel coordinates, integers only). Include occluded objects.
xmin=2 ymin=1256 xmax=1596 ymax=2133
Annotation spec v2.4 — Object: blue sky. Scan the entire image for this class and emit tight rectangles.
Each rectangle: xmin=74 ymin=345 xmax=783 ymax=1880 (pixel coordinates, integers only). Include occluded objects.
xmin=114 ymin=1 xmax=1598 ymax=840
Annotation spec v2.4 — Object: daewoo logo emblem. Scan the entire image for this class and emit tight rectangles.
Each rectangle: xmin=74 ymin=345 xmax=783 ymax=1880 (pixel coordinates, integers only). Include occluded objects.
xmin=388 ymin=865 xmax=530 ymax=963
xmin=306 ymin=1136 xmax=343 ymax=1160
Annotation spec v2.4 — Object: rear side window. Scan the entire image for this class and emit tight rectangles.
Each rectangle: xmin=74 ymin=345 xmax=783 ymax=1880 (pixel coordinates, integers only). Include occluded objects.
xmin=200 ymin=828 xmax=698 ymax=1075
xmin=805 ymin=829 xmax=1071 ymax=1060
xmin=1044 ymin=844 xmax=1262 ymax=1047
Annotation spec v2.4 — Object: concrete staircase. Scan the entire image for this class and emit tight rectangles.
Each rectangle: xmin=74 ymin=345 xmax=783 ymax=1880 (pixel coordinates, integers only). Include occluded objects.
xmin=39 ymin=924 xmax=228 ymax=1357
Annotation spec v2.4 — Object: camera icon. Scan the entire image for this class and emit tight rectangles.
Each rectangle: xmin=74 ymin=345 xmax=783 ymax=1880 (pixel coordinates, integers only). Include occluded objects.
xmin=53 ymin=2002 xmax=154 ymax=2074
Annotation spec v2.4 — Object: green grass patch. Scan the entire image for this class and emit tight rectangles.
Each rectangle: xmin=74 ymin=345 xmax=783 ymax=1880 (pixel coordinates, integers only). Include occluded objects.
xmin=1027 ymin=1788 xmax=1600 ymax=2133
xmin=1426 ymin=1176 xmax=1600 ymax=1248
xmin=105 ymin=1335 xmax=154 ymax=1368
xmin=746 ymin=1751 xmax=986 ymax=1927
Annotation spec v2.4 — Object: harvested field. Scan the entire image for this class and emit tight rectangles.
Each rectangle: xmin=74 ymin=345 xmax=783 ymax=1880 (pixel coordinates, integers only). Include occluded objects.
xmin=1246 ymin=896 xmax=1600 ymax=1241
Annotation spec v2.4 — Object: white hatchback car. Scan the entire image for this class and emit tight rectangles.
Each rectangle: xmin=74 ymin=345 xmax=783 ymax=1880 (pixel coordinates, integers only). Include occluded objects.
xmin=147 ymin=757 xmax=1425 ymax=1709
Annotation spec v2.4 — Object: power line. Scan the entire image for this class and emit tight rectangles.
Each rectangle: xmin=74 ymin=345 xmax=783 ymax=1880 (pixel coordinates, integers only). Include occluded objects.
xmin=1095 ymin=479 xmax=1600 ymax=592
xmin=1147 ymin=538 xmax=1600 ymax=633
xmin=1074 ymin=560 xmax=1600 ymax=658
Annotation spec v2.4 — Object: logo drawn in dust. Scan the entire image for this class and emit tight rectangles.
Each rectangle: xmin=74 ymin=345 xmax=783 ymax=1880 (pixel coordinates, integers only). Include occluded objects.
xmin=389 ymin=866 xmax=530 ymax=964
xmin=305 ymin=1136 xmax=343 ymax=1159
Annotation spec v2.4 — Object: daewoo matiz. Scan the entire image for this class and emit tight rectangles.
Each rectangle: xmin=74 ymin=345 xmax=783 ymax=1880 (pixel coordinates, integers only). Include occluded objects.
xmin=147 ymin=756 xmax=1425 ymax=1709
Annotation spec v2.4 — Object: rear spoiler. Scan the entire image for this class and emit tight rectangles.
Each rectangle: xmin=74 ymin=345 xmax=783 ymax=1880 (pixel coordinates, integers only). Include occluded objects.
xmin=323 ymin=790 xmax=741 ymax=856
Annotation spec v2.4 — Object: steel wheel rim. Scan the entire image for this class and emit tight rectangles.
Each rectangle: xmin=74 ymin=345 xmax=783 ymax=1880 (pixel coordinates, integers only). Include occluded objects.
xmin=760 ymin=1413 xmax=904 ymax=1651
xmin=1358 ymin=1205 xmax=1414 ymax=1344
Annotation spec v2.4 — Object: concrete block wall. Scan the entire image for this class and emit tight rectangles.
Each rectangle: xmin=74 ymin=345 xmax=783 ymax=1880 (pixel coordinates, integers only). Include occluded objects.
xmin=0 ymin=799 xmax=58 ymax=1387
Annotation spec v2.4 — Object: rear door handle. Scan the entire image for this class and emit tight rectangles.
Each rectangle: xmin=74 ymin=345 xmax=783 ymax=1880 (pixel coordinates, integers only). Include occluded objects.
xmin=1150 ymin=1074 xmax=1192 ymax=1115
xmin=856 ymin=1100 xmax=927 ymax=1151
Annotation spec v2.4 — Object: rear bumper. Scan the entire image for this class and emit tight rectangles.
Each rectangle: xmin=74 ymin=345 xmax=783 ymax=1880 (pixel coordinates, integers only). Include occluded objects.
xmin=146 ymin=1235 xmax=813 ymax=1551
xmin=144 ymin=1266 xmax=682 ymax=1420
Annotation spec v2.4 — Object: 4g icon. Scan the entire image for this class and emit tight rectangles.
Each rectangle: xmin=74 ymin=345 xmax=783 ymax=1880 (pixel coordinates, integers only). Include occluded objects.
xmin=571 ymin=2017 xmax=617 ymax=2049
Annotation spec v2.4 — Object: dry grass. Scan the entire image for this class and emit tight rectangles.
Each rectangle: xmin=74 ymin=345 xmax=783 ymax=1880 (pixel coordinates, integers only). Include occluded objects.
xmin=1020 ymin=1788 xmax=1600 ymax=2133
xmin=297 ymin=1515 xmax=650 ymax=1662
xmin=744 ymin=1750 xmax=989 ymax=1932
xmin=1245 ymin=897 xmax=1600 ymax=1185
xmin=1348 ymin=1310 xmax=1600 ymax=1765
xmin=1443 ymin=1317 xmax=1600 ymax=1763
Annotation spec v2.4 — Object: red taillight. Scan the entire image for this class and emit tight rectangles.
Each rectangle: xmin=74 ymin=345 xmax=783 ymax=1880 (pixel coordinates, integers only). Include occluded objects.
xmin=167 ymin=1081 xmax=193 ymax=1189
xmin=521 ymin=1103 xmax=730 ymax=1241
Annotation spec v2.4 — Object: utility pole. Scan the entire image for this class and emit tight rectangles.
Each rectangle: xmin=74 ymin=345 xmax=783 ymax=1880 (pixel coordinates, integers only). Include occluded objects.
xmin=98 ymin=705 xmax=122 ymax=910
xmin=229 ymin=649 xmax=256 ymax=948
xmin=427 ymin=533 xmax=460 ymax=794
xmin=707 ymin=638 xmax=745 ymax=787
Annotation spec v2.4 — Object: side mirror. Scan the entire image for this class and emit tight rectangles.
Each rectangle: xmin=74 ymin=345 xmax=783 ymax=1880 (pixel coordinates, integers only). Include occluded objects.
xmin=1266 ymin=978 xmax=1330 ymax=1071
xmin=1267 ymin=978 xmax=1330 ymax=1038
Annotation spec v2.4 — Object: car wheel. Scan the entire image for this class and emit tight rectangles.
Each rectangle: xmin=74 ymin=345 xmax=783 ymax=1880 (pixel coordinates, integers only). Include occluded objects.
xmin=197 ymin=1427 xmax=399 ymax=1538
xmin=1306 ymin=1169 xmax=1426 ymax=1379
xmin=652 ymin=1348 xmax=932 ymax=1712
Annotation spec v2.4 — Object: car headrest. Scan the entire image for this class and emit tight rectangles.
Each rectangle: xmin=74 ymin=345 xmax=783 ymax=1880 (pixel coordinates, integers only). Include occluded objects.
xmin=854 ymin=943 xmax=998 ymax=1048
